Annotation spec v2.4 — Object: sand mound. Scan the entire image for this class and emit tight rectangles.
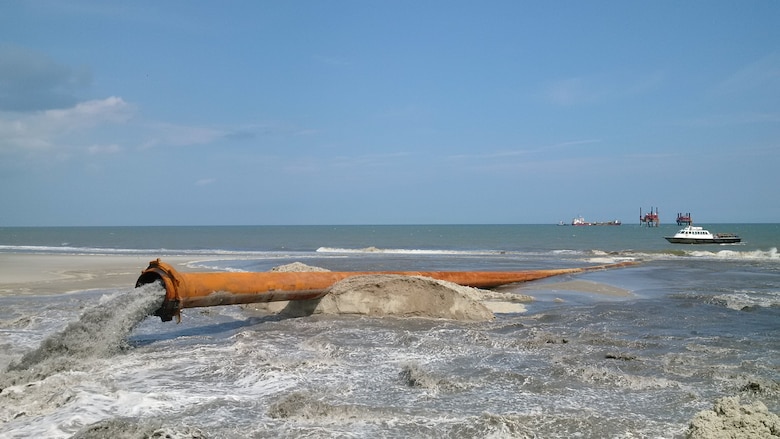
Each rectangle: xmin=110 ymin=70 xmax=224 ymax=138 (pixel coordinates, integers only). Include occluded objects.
xmin=429 ymin=278 xmax=531 ymax=314
xmin=686 ymin=396 xmax=780 ymax=438
xmin=245 ymin=263 xmax=531 ymax=321
xmin=280 ymin=274 xmax=494 ymax=321
xmin=270 ymin=262 xmax=331 ymax=272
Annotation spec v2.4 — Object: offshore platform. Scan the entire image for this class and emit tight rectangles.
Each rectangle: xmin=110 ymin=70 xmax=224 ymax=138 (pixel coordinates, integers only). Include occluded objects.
xmin=676 ymin=212 xmax=692 ymax=225
xmin=640 ymin=207 xmax=660 ymax=227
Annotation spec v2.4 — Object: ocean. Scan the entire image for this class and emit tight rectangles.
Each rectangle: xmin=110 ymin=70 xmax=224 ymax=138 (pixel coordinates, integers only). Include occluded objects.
xmin=0 ymin=224 xmax=778 ymax=438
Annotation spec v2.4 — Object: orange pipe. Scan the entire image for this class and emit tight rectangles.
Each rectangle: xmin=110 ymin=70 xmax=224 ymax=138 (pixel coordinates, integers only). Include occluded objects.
xmin=136 ymin=259 xmax=638 ymax=321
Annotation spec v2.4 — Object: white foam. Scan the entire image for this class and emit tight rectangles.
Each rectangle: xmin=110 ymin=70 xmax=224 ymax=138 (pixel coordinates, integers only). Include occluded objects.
xmin=619 ymin=247 xmax=780 ymax=263
xmin=316 ymin=246 xmax=511 ymax=256
xmin=689 ymin=247 xmax=780 ymax=261
xmin=586 ymin=257 xmax=625 ymax=264
xmin=0 ymin=244 xmax=311 ymax=259
xmin=552 ymin=249 xmax=584 ymax=255
xmin=713 ymin=290 xmax=780 ymax=310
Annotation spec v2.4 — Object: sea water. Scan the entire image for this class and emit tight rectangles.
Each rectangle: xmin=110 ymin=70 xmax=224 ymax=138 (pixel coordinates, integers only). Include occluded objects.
xmin=0 ymin=224 xmax=778 ymax=438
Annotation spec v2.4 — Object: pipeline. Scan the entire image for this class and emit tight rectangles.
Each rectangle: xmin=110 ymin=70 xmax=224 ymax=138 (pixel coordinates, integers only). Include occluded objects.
xmin=136 ymin=259 xmax=639 ymax=322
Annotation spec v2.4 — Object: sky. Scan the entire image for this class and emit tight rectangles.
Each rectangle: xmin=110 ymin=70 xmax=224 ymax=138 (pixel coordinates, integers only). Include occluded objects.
xmin=1 ymin=1 xmax=779 ymax=226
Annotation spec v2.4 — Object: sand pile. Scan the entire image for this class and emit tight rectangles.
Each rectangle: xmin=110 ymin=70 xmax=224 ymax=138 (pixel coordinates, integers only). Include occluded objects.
xmin=686 ymin=396 xmax=780 ymax=438
xmin=269 ymin=262 xmax=331 ymax=272
xmin=245 ymin=263 xmax=532 ymax=321
xmin=282 ymin=274 xmax=495 ymax=321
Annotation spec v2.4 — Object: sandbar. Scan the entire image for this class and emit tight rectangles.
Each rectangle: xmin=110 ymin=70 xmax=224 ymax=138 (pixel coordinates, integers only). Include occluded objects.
xmin=519 ymin=279 xmax=632 ymax=297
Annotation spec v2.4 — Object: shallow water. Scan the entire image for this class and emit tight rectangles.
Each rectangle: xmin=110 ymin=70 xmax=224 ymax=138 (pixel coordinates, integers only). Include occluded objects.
xmin=0 ymin=225 xmax=778 ymax=437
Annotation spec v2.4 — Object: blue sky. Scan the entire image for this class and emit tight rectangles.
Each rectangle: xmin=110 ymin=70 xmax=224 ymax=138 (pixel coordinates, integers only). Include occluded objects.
xmin=1 ymin=1 xmax=779 ymax=226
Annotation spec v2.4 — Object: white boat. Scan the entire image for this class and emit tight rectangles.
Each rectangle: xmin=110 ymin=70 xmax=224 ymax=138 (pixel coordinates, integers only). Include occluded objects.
xmin=664 ymin=225 xmax=741 ymax=244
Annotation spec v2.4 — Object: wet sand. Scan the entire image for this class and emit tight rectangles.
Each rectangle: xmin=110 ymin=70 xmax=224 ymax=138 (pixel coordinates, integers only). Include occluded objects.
xmin=520 ymin=279 xmax=633 ymax=297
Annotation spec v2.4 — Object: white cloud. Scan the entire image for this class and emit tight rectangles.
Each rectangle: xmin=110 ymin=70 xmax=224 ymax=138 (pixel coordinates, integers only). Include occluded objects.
xmin=0 ymin=96 xmax=133 ymax=154
xmin=44 ymin=96 xmax=133 ymax=128
xmin=0 ymin=96 xmax=134 ymax=152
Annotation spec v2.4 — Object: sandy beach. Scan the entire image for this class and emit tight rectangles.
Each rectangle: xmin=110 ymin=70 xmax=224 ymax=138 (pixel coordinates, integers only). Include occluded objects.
xmin=0 ymin=254 xmax=199 ymax=295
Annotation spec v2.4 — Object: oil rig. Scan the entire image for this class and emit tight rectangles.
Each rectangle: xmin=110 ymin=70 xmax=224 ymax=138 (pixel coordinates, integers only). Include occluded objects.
xmin=676 ymin=212 xmax=692 ymax=225
xmin=640 ymin=207 xmax=660 ymax=227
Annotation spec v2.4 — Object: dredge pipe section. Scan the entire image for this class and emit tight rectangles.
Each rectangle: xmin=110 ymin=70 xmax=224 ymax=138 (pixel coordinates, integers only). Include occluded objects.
xmin=137 ymin=259 xmax=638 ymax=322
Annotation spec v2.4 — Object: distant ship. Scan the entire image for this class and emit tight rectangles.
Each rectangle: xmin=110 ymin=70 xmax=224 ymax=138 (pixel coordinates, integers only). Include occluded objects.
xmin=571 ymin=216 xmax=621 ymax=226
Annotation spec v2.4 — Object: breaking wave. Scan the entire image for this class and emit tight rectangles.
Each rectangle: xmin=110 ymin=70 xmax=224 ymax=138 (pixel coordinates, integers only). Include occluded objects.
xmin=0 ymin=244 xmax=306 ymax=259
xmin=611 ymin=247 xmax=780 ymax=263
xmin=711 ymin=290 xmax=780 ymax=310
xmin=316 ymin=246 xmax=511 ymax=256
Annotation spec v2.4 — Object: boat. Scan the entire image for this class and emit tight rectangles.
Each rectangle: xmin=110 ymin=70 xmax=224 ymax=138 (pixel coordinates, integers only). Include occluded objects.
xmin=571 ymin=216 xmax=621 ymax=226
xmin=664 ymin=225 xmax=741 ymax=244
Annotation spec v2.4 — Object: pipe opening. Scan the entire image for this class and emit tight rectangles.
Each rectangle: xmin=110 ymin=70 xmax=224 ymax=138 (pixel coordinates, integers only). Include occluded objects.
xmin=135 ymin=271 xmax=178 ymax=322
xmin=135 ymin=271 xmax=163 ymax=288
